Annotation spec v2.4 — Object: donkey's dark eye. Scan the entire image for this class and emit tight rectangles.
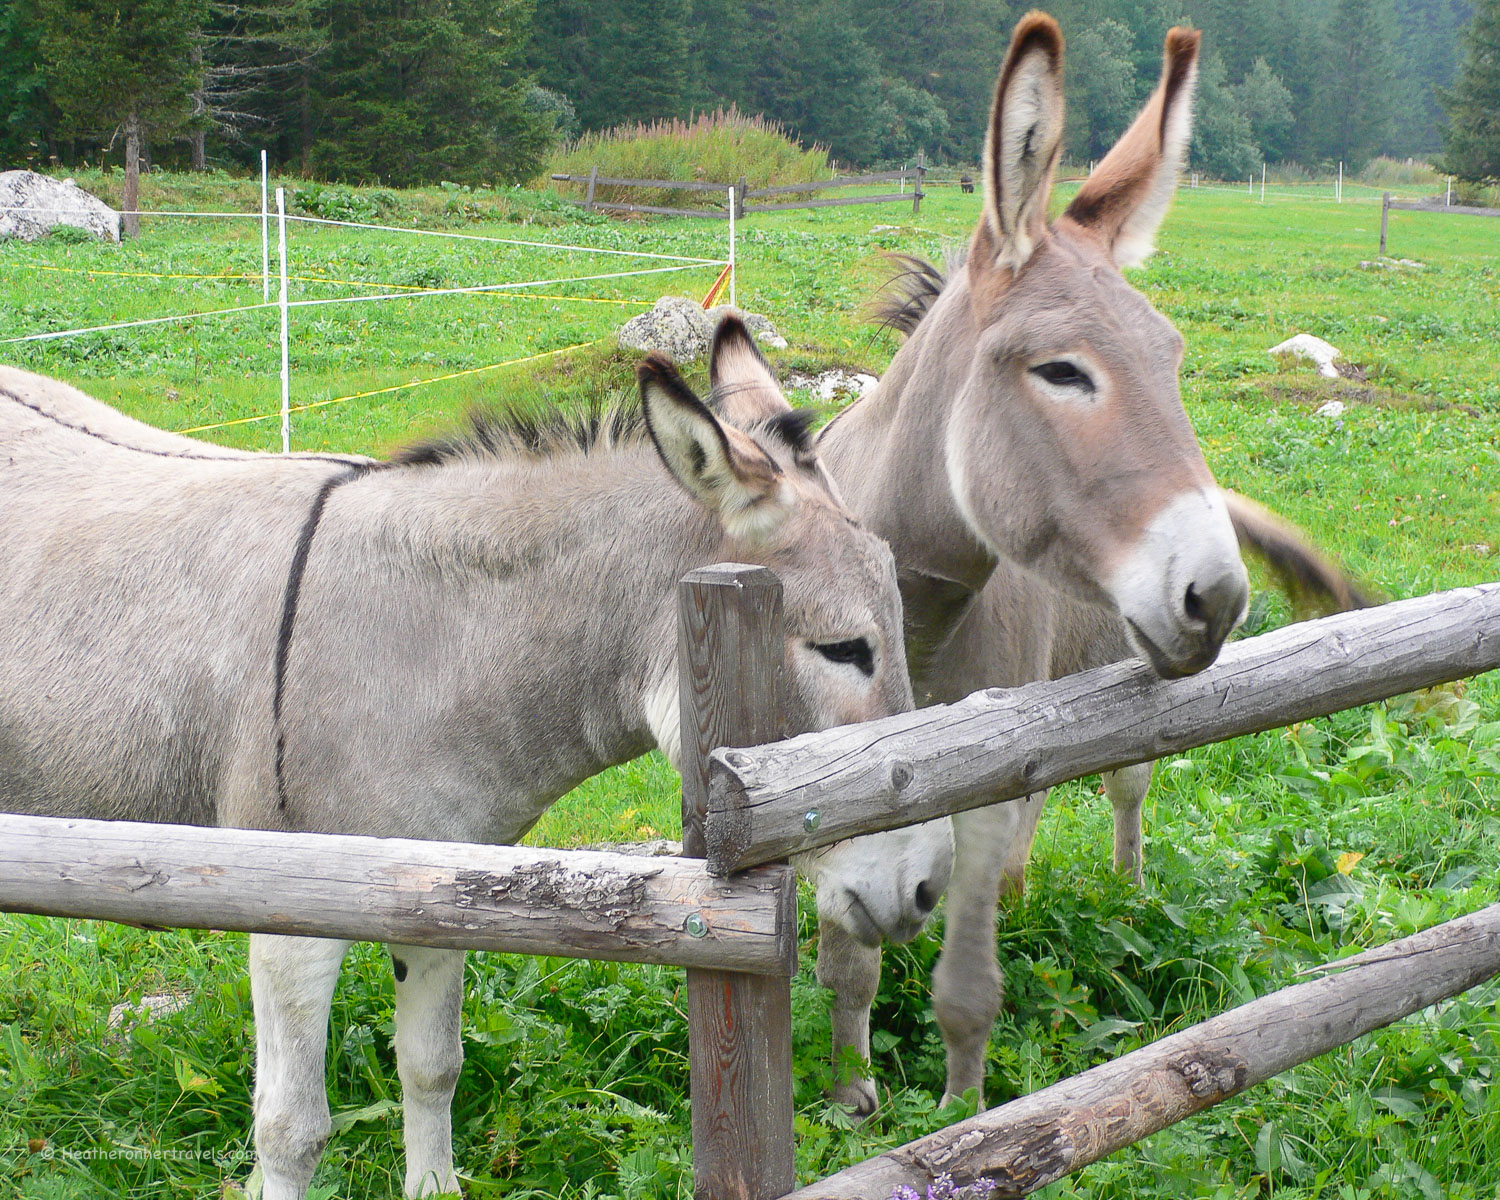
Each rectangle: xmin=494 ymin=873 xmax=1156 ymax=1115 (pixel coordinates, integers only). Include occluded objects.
xmin=1031 ymin=361 xmax=1094 ymax=392
xmin=811 ymin=638 xmax=875 ymax=677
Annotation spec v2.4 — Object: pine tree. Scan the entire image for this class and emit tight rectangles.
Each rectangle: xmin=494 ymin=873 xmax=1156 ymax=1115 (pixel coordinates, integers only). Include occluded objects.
xmin=1064 ymin=19 xmax=1139 ymax=164
xmin=0 ymin=0 xmax=55 ymax=166
xmin=1310 ymin=0 xmax=1399 ymax=170
xmin=313 ymin=0 xmax=552 ymax=186
xmin=1442 ymin=0 xmax=1500 ymax=181
xmin=36 ymin=0 xmax=209 ymax=234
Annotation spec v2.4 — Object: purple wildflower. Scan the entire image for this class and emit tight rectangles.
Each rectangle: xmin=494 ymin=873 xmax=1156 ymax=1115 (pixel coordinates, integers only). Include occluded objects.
xmin=927 ymin=1174 xmax=955 ymax=1200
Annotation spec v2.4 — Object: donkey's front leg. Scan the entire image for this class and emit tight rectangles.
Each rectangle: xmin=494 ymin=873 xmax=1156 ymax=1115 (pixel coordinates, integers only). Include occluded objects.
xmin=250 ymin=933 xmax=352 ymax=1200
xmin=933 ymin=796 xmax=1044 ymax=1108
xmin=1104 ymin=761 xmax=1153 ymax=885
xmin=815 ymin=918 xmax=883 ymax=1118
xmin=392 ymin=945 xmax=466 ymax=1197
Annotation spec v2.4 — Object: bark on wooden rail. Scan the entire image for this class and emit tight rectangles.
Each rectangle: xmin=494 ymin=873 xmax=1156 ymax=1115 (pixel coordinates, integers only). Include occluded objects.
xmin=0 ymin=814 xmax=797 ymax=975
xmin=784 ymin=901 xmax=1500 ymax=1198
xmin=706 ymin=583 xmax=1500 ymax=874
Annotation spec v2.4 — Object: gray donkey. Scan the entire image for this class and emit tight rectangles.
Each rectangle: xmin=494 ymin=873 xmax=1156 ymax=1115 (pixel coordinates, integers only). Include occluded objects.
xmin=0 ymin=317 xmax=954 ymax=1199
xmin=811 ymin=15 xmax=1361 ymax=1114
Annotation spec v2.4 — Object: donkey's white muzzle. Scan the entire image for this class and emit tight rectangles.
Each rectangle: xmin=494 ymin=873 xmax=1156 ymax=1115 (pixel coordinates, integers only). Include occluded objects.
xmin=1110 ymin=488 xmax=1249 ymax=678
xmin=797 ymin=817 xmax=955 ymax=946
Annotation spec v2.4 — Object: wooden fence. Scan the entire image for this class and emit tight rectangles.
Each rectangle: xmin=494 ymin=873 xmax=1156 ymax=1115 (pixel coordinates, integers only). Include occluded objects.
xmin=1380 ymin=189 xmax=1500 ymax=254
xmin=550 ymin=153 xmax=926 ymax=220
xmin=2 ymin=572 xmax=1499 ymax=1199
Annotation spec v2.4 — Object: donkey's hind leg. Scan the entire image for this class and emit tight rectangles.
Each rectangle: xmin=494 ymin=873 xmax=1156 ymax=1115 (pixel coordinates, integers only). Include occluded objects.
xmin=933 ymin=795 xmax=1045 ymax=1108
xmin=815 ymin=918 xmax=883 ymax=1118
xmin=1104 ymin=761 xmax=1153 ymax=885
xmin=392 ymin=945 xmax=466 ymax=1197
xmin=250 ymin=933 xmax=352 ymax=1200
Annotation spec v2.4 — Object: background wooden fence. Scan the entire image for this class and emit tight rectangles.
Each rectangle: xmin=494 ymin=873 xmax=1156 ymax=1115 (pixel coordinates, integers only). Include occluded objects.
xmin=550 ymin=153 xmax=926 ymax=219
xmin=2 ymin=574 xmax=1498 ymax=1199
xmin=1380 ymin=189 xmax=1500 ymax=254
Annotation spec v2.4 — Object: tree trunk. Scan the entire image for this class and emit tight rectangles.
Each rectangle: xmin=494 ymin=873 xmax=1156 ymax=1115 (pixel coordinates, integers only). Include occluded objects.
xmin=123 ymin=112 xmax=141 ymax=239
xmin=191 ymin=129 xmax=207 ymax=171
xmin=300 ymin=66 xmax=314 ymax=175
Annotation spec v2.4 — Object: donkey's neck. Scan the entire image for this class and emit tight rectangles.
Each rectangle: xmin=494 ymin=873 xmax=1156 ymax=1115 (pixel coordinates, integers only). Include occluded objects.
xmin=820 ymin=282 xmax=998 ymax=604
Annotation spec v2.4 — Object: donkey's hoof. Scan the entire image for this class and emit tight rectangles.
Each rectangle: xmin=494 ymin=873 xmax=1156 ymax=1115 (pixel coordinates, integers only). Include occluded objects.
xmin=832 ymin=1078 xmax=879 ymax=1121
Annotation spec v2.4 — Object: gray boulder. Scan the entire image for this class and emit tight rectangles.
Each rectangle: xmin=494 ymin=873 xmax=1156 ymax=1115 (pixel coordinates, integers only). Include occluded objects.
xmin=620 ymin=297 xmax=786 ymax=361
xmin=0 ymin=171 xmax=121 ymax=243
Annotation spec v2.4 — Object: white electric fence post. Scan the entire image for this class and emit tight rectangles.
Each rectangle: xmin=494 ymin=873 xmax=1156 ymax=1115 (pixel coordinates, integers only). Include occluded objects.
xmin=276 ymin=187 xmax=290 ymax=454
xmin=728 ymin=186 xmax=737 ymax=310
xmin=1447 ymin=177 xmax=1453 ymax=206
xmin=261 ymin=151 xmax=270 ymax=304
xmin=1261 ymin=163 xmax=1266 ymax=203
xmin=1338 ymin=162 xmax=1344 ymax=203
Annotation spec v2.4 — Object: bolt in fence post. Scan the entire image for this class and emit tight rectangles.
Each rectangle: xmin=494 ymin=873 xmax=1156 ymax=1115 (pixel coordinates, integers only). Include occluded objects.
xmin=679 ymin=564 xmax=796 ymax=1200
xmin=914 ymin=149 xmax=925 ymax=216
xmin=261 ymin=150 xmax=270 ymax=305
xmin=585 ymin=164 xmax=599 ymax=212
xmin=276 ymin=187 xmax=290 ymax=455
xmin=1380 ymin=192 xmax=1391 ymax=257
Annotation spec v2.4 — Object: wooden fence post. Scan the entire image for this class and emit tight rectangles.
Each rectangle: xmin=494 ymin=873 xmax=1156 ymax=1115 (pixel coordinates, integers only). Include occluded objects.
xmin=735 ymin=176 xmax=748 ymax=221
xmin=585 ymin=163 xmax=599 ymax=212
xmin=1380 ymin=191 xmax=1391 ymax=255
xmin=913 ymin=149 xmax=925 ymax=216
xmin=679 ymin=564 xmax=796 ymax=1200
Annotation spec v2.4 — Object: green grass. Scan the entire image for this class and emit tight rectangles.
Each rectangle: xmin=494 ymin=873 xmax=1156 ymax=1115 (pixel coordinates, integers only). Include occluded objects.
xmin=2 ymin=171 xmax=1499 ymax=1199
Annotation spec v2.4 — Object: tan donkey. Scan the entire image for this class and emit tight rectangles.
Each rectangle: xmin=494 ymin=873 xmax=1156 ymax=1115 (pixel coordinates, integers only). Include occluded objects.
xmin=809 ymin=13 xmax=1360 ymax=1114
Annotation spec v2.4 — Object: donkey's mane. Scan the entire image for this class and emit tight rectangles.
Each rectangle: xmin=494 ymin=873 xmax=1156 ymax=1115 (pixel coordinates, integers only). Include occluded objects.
xmin=390 ymin=394 xmax=649 ymax=469
xmin=868 ymin=250 xmax=967 ymax=340
xmin=389 ymin=389 xmax=816 ymax=469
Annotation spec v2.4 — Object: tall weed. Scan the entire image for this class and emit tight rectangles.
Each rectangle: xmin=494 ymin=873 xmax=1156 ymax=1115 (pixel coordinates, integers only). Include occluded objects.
xmin=546 ymin=107 xmax=831 ymax=211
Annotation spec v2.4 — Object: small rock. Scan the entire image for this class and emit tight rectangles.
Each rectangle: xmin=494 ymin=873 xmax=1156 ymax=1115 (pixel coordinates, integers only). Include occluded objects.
xmin=620 ymin=298 xmax=785 ymax=362
xmin=1314 ymin=399 xmax=1346 ymax=418
xmin=108 ymin=991 xmax=191 ymax=1033
xmin=784 ymin=369 xmax=878 ymax=403
xmin=0 ymin=170 xmax=120 ymax=243
xmin=1269 ymin=333 xmax=1343 ymax=380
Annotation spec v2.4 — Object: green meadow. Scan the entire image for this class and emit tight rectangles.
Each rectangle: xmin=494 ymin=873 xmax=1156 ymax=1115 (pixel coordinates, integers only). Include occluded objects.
xmin=1 ymin=172 xmax=1498 ymax=1199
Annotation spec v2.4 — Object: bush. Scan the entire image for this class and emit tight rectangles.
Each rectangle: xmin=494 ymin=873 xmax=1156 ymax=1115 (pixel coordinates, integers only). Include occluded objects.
xmin=291 ymin=183 xmax=403 ymax=224
xmin=544 ymin=107 xmax=832 ymax=211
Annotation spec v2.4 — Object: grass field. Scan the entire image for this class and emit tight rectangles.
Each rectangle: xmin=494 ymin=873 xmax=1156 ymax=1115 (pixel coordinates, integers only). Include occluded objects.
xmin=1 ymin=170 xmax=1498 ymax=1200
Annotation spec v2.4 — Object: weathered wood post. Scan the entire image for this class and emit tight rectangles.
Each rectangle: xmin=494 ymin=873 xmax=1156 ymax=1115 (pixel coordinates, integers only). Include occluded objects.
xmin=585 ymin=163 xmax=600 ymax=212
xmin=913 ymin=149 xmax=925 ymax=216
xmin=1380 ymin=191 xmax=1391 ymax=255
xmin=679 ymin=564 xmax=796 ymax=1200
xmin=735 ymin=176 xmax=749 ymax=221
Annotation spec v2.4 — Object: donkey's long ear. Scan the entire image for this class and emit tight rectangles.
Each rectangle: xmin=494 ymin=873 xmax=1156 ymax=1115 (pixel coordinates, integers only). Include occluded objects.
xmin=709 ymin=314 xmax=789 ymax=423
xmin=1063 ymin=27 xmax=1200 ymax=268
xmin=976 ymin=12 xmax=1066 ymax=274
xmin=639 ymin=353 xmax=789 ymax=541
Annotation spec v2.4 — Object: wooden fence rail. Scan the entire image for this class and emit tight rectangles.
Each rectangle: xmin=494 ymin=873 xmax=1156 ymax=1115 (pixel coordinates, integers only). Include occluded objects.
xmin=705 ymin=581 xmax=1500 ymax=875
xmin=1380 ymin=189 xmax=1500 ymax=253
xmin=0 ymin=814 xmax=796 ymax=974
xmin=786 ymin=900 xmax=1500 ymax=1198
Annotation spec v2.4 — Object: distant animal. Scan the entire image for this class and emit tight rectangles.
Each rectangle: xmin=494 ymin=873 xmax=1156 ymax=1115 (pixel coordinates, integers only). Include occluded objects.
xmin=813 ymin=14 xmax=1366 ymax=1115
xmin=960 ymin=174 xmax=975 ymax=193
xmin=0 ymin=318 xmax=953 ymax=1199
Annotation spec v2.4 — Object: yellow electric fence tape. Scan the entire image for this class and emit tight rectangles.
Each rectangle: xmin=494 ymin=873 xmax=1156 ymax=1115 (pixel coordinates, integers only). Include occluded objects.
xmin=175 ymin=339 xmax=601 ymax=436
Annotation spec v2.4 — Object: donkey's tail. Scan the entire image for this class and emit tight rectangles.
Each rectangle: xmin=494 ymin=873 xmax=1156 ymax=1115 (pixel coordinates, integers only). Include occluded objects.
xmin=1223 ymin=489 xmax=1376 ymax=614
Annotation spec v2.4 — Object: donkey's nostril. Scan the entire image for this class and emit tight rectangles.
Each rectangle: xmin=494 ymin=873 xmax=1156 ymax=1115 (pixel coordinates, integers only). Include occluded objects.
xmin=914 ymin=879 xmax=939 ymax=915
xmin=1183 ymin=582 xmax=1207 ymax=624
